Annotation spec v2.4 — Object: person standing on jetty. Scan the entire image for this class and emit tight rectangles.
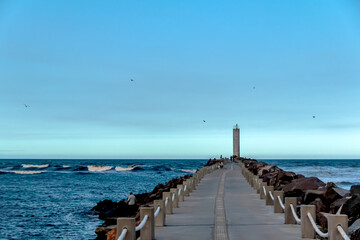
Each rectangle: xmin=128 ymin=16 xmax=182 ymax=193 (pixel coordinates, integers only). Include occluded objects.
xmin=126 ymin=192 xmax=137 ymax=215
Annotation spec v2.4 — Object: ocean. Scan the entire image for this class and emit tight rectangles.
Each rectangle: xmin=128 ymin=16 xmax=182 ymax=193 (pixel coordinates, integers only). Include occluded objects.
xmin=0 ymin=159 xmax=359 ymax=239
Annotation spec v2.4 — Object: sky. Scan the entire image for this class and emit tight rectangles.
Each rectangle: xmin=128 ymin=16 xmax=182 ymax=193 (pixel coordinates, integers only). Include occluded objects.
xmin=1 ymin=1 xmax=360 ymax=159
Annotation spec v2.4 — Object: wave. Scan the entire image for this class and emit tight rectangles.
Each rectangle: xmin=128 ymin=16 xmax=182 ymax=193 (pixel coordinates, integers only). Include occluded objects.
xmin=151 ymin=166 xmax=172 ymax=171
xmin=115 ymin=166 xmax=137 ymax=171
xmin=73 ymin=166 xmax=88 ymax=171
xmin=87 ymin=166 xmax=112 ymax=172
xmin=334 ymin=181 xmax=357 ymax=185
xmin=180 ymin=169 xmax=196 ymax=173
xmin=13 ymin=170 xmax=47 ymax=175
xmin=22 ymin=164 xmax=49 ymax=168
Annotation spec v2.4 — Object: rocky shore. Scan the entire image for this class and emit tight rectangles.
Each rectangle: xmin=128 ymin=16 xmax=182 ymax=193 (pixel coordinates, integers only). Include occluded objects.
xmin=239 ymin=157 xmax=360 ymax=239
xmin=92 ymin=159 xmax=221 ymax=240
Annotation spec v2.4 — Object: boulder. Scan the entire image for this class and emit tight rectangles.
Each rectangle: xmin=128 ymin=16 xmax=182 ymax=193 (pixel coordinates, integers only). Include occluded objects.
xmin=277 ymin=171 xmax=296 ymax=182
xmin=330 ymin=197 xmax=349 ymax=214
xmin=257 ymin=165 xmax=273 ymax=176
xmin=351 ymin=228 xmax=360 ymax=240
xmin=351 ymin=185 xmax=360 ymax=196
xmin=341 ymin=195 xmax=360 ymax=226
xmin=95 ymin=226 xmax=115 ymax=240
xmin=349 ymin=219 xmax=360 ymax=237
xmin=304 ymin=182 xmax=349 ymax=207
xmin=283 ymin=177 xmax=325 ymax=199
xmin=106 ymin=228 xmax=116 ymax=240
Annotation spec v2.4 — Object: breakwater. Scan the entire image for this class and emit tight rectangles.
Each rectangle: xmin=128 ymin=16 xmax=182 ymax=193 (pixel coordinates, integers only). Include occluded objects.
xmin=92 ymin=159 xmax=222 ymax=240
xmin=239 ymin=158 xmax=360 ymax=239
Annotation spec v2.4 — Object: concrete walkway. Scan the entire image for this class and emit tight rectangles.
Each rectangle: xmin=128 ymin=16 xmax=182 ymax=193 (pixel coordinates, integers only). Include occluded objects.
xmin=155 ymin=163 xmax=301 ymax=240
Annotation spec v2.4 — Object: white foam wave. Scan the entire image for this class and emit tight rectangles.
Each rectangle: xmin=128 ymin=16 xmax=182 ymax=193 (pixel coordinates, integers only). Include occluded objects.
xmin=13 ymin=170 xmax=47 ymax=175
xmin=22 ymin=164 xmax=49 ymax=168
xmin=180 ymin=169 xmax=196 ymax=173
xmin=115 ymin=166 xmax=136 ymax=171
xmin=87 ymin=166 xmax=112 ymax=172
xmin=62 ymin=165 xmax=71 ymax=168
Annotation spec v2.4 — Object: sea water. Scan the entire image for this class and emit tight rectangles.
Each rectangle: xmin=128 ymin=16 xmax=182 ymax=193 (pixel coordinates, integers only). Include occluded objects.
xmin=265 ymin=159 xmax=360 ymax=190
xmin=0 ymin=159 xmax=205 ymax=239
xmin=0 ymin=159 xmax=359 ymax=239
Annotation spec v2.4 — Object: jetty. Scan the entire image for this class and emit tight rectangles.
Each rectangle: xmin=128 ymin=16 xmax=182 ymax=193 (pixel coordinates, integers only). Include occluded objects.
xmin=114 ymin=126 xmax=351 ymax=240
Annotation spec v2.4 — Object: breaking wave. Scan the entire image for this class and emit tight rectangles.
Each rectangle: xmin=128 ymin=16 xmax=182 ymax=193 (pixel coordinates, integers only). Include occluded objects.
xmin=180 ymin=169 xmax=196 ymax=173
xmin=115 ymin=166 xmax=137 ymax=171
xmin=13 ymin=170 xmax=47 ymax=175
xmin=87 ymin=166 xmax=112 ymax=172
xmin=22 ymin=164 xmax=49 ymax=168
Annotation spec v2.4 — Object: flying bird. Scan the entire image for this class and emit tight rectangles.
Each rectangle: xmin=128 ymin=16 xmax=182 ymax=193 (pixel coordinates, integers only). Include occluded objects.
xmin=24 ymin=104 xmax=30 ymax=108
xmin=130 ymin=79 xmax=134 ymax=82
xmin=203 ymin=120 xmax=206 ymax=122
xmin=253 ymin=86 xmax=256 ymax=89
xmin=313 ymin=116 xmax=316 ymax=118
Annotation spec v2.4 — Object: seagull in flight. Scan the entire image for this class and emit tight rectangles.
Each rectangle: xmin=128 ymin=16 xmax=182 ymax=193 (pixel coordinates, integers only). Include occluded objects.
xmin=312 ymin=116 xmax=316 ymax=118
xmin=24 ymin=104 xmax=30 ymax=108
xmin=203 ymin=120 xmax=206 ymax=122
xmin=130 ymin=79 xmax=134 ymax=82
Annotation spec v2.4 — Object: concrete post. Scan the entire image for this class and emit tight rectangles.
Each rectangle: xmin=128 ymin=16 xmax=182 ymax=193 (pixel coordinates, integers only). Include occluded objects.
xmin=249 ymin=173 xmax=254 ymax=187
xmin=233 ymin=124 xmax=240 ymax=157
xmin=177 ymin=184 xmax=184 ymax=202
xmin=184 ymin=180 xmax=190 ymax=196
xmin=170 ymin=188 xmax=178 ymax=208
xmin=256 ymin=177 xmax=261 ymax=194
xmin=285 ymin=197 xmax=297 ymax=224
xmin=153 ymin=200 xmax=165 ymax=227
xmin=265 ymin=186 xmax=274 ymax=206
xmin=194 ymin=175 xmax=199 ymax=187
xmin=301 ymin=205 xmax=316 ymax=239
xmin=252 ymin=175 xmax=258 ymax=190
xmin=116 ymin=218 xmax=136 ymax=240
xmin=260 ymin=182 xmax=267 ymax=199
xmin=162 ymin=192 xmax=173 ymax=214
xmin=139 ymin=207 xmax=154 ymax=240
xmin=274 ymin=191 xmax=284 ymax=213
xmin=328 ymin=214 xmax=348 ymax=240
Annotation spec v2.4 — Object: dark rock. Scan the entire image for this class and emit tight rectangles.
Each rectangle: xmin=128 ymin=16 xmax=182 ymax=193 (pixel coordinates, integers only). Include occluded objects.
xmin=341 ymin=195 xmax=360 ymax=226
xmin=330 ymin=197 xmax=349 ymax=214
xmin=349 ymin=219 xmax=360 ymax=238
xmin=283 ymin=177 xmax=325 ymax=199
xmin=351 ymin=228 xmax=360 ymax=240
xmin=304 ymin=188 xmax=326 ymax=204
xmin=351 ymin=185 xmax=360 ymax=196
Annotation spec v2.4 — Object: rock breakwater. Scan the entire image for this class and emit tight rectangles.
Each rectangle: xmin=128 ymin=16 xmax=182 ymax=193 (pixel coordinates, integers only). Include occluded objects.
xmin=240 ymin=158 xmax=360 ymax=239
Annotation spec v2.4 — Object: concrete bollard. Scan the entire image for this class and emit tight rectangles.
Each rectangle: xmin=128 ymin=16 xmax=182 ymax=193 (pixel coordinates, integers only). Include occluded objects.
xmin=285 ymin=197 xmax=297 ymax=224
xmin=260 ymin=182 xmax=267 ymax=199
xmin=177 ymin=184 xmax=184 ymax=202
xmin=139 ymin=207 xmax=154 ymax=240
xmin=153 ymin=200 xmax=165 ymax=226
xmin=256 ymin=177 xmax=261 ymax=194
xmin=328 ymin=214 xmax=348 ymax=240
xmin=162 ymin=192 xmax=173 ymax=214
xmin=252 ymin=175 xmax=258 ymax=190
xmin=116 ymin=218 xmax=136 ymax=240
xmin=184 ymin=180 xmax=190 ymax=196
xmin=188 ymin=178 xmax=194 ymax=192
xmin=274 ymin=191 xmax=284 ymax=213
xmin=249 ymin=173 xmax=254 ymax=187
xmin=253 ymin=176 xmax=258 ymax=190
xmin=301 ymin=205 xmax=316 ymax=239
xmin=265 ymin=186 xmax=274 ymax=205
xmin=170 ymin=188 xmax=178 ymax=208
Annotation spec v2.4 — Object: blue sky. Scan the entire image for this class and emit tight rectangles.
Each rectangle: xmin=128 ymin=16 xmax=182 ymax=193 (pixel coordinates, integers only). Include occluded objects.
xmin=1 ymin=1 xmax=360 ymax=159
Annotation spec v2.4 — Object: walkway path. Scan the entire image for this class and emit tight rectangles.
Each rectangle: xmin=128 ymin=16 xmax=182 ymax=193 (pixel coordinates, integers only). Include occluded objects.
xmin=155 ymin=163 xmax=301 ymax=240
